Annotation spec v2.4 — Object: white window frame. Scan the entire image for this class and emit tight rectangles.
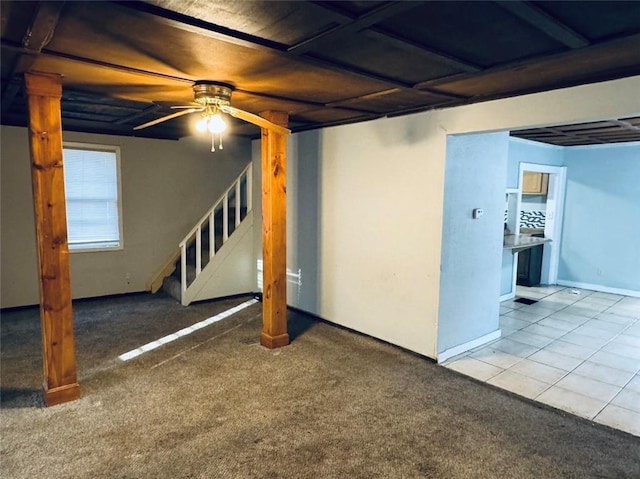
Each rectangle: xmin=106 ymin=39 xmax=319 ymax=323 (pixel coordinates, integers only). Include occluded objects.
xmin=63 ymin=142 xmax=124 ymax=253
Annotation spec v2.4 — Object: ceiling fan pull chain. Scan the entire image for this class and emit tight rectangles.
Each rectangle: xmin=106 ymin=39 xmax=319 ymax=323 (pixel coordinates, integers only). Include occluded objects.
xmin=219 ymin=133 xmax=224 ymax=150
xmin=211 ymin=132 xmax=216 ymax=152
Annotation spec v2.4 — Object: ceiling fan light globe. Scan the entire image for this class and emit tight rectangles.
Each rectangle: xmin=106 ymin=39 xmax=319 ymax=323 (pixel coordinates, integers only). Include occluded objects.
xmin=195 ymin=117 xmax=208 ymax=133
xmin=208 ymin=114 xmax=227 ymax=133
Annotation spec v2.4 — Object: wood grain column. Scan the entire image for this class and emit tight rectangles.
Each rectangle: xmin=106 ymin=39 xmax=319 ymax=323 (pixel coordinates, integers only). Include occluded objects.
xmin=260 ymin=111 xmax=290 ymax=349
xmin=24 ymin=71 xmax=80 ymax=406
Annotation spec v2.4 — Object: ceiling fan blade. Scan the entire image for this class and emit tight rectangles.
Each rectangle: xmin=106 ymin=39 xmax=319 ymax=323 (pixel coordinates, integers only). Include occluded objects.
xmin=133 ymin=108 xmax=202 ymax=130
xmin=220 ymin=105 xmax=291 ymax=135
xmin=171 ymin=104 xmax=201 ymax=109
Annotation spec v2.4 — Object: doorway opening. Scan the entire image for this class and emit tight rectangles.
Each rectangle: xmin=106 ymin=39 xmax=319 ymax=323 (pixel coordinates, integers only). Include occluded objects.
xmin=516 ymin=163 xmax=567 ymax=287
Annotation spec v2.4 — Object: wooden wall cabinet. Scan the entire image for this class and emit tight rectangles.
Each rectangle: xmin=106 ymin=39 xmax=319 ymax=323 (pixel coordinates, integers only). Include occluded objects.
xmin=522 ymin=172 xmax=548 ymax=195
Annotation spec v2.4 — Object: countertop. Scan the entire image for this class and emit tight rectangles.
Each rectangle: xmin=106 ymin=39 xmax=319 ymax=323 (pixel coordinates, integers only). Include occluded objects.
xmin=503 ymin=234 xmax=551 ymax=253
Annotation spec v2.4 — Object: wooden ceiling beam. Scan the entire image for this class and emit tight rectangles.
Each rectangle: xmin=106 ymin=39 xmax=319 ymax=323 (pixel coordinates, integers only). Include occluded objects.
xmin=296 ymin=2 xmax=478 ymax=95
xmin=21 ymin=1 xmax=66 ymax=53
xmin=110 ymin=1 xmax=288 ymax=53
xmin=113 ymin=104 xmax=163 ymax=125
xmin=324 ymin=88 xmax=405 ymax=109
xmin=2 ymin=1 xmax=65 ymax=114
xmin=287 ymin=1 xmax=422 ymax=55
xmin=384 ymin=98 xmax=466 ymax=118
xmin=496 ymin=1 xmax=589 ymax=49
xmin=305 ymin=1 xmax=479 ymax=74
xmin=290 ymin=113 xmax=382 ymax=134
xmin=362 ymin=29 xmax=480 ymax=73
xmin=324 ymin=88 xmax=458 ymax=114
xmin=608 ymin=119 xmax=640 ymax=132
xmin=297 ymin=53 xmax=468 ymax=100
xmin=0 ymin=39 xmax=194 ymax=84
xmin=419 ymin=33 xmax=640 ymax=92
xmin=545 ymin=126 xmax=607 ymax=144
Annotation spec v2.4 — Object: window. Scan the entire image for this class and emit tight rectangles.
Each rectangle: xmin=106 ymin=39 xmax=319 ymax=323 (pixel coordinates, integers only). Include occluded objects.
xmin=63 ymin=143 xmax=122 ymax=251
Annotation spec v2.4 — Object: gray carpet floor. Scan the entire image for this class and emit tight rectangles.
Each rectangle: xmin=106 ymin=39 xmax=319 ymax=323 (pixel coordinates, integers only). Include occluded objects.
xmin=1 ymin=293 xmax=639 ymax=478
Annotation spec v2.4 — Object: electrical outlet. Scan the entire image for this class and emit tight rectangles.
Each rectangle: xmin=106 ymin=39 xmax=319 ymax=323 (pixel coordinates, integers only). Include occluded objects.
xmin=125 ymin=272 xmax=131 ymax=284
xmin=472 ymin=208 xmax=484 ymax=219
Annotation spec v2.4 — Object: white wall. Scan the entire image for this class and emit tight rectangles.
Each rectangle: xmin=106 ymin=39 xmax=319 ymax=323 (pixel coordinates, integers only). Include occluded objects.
xmin=254 ymin=116 xmax=446 ymax=356
xmin=0 ymin=126 xmax=252 ymax=308
xmin=253 ymin=76 xmax=640 ymax=360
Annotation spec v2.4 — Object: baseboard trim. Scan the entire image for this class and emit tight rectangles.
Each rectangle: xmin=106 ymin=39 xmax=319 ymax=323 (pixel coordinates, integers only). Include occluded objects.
xmin=556 ymin=280 xmax=640 ymax=298
xmin=500 ymin=291 xmax=516 ymax=302
xmin=437 ymin=329 xmax=502 ymax=363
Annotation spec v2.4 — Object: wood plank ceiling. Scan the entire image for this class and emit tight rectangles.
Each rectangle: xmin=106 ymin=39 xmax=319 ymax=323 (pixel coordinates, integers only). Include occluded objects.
xmin=2 ymin=1 xmax=640 ymax=144
xmin=511 ymin=116 xmax=640 ymax=146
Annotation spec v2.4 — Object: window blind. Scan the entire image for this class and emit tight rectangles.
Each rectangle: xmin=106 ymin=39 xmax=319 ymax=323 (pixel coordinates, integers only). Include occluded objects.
xmin=63 ymin=147 xmax=121 ymax=250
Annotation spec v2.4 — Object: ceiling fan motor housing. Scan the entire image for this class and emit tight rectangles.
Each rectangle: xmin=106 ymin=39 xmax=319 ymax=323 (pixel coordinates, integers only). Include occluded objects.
xmin=133 ymin=80 xmax=289 ymax=135
xmin=193 ymin=81 xmax=233 ymax=106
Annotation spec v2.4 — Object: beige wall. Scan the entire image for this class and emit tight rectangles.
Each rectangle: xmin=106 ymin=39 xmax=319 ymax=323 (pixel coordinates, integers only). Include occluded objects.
xmin=0 ymin=127 xmax=252 ymax=308
xmin=253 ymin=76 xmax=640 ymax=359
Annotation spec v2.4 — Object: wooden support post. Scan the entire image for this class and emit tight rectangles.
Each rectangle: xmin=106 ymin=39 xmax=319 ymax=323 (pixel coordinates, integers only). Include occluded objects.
xmin=24 ymin=71 xmax=80 ymax=406
xmin=260 ymin=111 xmax=290 ymax=349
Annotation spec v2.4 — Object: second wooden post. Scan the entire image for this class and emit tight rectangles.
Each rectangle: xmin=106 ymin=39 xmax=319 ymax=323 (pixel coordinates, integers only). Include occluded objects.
xmin=260 ymin=111 xmax=289 ymax=349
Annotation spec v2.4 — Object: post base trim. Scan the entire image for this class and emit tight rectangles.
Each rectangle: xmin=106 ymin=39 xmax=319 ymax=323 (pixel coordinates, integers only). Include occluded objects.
xmin=44 ymin=382 xmax=80 ymax=407
xmin=260 ymin=332 xmax=290 ymax=349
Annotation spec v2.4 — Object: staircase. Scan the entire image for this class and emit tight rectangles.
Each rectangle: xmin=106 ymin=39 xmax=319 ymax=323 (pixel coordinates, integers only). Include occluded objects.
xmin=157 ymin=163 xmax=254 ymax=305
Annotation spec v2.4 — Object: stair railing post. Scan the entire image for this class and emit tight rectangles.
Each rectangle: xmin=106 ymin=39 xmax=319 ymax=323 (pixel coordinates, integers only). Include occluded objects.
xmin=223 ymin=192 xmax=229 ymax=242
xmin=247 ymin=163 xmax=253 ymax=212
xmin=209 ymin=210 xmax=215 ymax=259
xmin=235 ymin=180 xmax=241 ymax=227
xmin=195 ymin=226 xmax=202 ymax=276
xmin=180 ymin=243 xmax=187 ymax=297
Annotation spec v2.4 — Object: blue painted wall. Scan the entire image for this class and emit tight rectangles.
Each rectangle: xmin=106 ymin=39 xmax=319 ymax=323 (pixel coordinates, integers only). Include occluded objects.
xmin=559 ymin=143 xmax=640 ymax=292
xmin=506 ymin=138 xmax=564 ymax=188
xmin=438 ymin=131 xmax=509 ymax=353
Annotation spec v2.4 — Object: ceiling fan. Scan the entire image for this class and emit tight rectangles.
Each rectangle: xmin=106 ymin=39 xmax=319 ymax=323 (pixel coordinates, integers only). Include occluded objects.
xmin=133 ymin=81 xmax=291 ymax=151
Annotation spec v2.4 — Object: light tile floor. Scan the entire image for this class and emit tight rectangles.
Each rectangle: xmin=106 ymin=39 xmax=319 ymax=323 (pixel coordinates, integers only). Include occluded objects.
xmin=443 ymin=285 xmax=640 ymax=437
